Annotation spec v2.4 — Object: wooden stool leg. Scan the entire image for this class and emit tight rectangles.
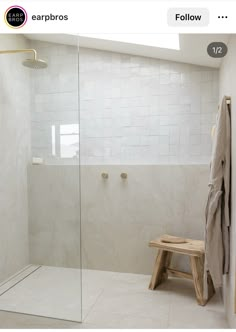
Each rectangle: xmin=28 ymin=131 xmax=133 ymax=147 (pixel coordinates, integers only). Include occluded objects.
xmin=190 ymin=256 xmax=215 ymax=306
xmin=190 ymin=255 xmax=206 ymax=306
xmin=149 ymin=250 xmax=172 ymax=290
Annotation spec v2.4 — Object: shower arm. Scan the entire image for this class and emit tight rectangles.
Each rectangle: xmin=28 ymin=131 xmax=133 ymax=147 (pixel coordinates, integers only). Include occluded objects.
xmin=0 ymin=49 xmax=37 ymax=60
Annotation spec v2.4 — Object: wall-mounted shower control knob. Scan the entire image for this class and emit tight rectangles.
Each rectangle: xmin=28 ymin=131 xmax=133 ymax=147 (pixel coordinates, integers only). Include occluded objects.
xmin=120 ymin=173 xmax=127 ymax=179
xmin=101 ymin=172 xmax=109 ymax=179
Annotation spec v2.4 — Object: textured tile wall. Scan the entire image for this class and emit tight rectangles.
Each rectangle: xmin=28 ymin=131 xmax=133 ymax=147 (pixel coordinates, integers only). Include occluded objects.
xmin=80 ymin=48 xmax=219 ymax=165
xmin=30 ymin=43 xmax=218 ymax=165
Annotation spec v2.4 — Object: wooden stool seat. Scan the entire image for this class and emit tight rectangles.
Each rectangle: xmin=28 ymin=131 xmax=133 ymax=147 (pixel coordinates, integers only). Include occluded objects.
xmin=149 ymin=235 xmax=205 ymax=256
xmin=149 ymin=234 xmax=215 ymax=306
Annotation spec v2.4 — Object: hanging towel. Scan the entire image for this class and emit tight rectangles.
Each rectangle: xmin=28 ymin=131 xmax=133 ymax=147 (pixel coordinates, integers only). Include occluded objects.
xmin=205 ymin=96 xmax=231 ymax=290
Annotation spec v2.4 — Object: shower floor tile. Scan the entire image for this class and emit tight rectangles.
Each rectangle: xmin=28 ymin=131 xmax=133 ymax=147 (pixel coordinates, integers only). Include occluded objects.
xmin=0 ymin=266 xmax=83 ymax=322
xmin=0 ymin=268 xmax=228 ymax=328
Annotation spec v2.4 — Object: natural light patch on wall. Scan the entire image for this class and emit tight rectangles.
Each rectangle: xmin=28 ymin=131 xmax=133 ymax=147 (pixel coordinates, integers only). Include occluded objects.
xmin=51 ymin=124 xmax=79 ymax=159
xmin=80 ymin=33 xmax=180 ymax=50
xmin=60 ymin=124 xmax=79 ymax=159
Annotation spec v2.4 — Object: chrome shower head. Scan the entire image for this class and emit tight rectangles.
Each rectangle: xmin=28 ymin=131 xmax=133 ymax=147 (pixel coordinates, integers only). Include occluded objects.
xmin=22 ymin=58 xmax=48 ymax=69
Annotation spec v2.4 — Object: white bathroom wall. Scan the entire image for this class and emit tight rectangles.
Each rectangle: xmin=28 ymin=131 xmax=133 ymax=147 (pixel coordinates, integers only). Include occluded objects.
xmin=80 ymin=48 xmax=218 ymax=165
xmin=29 ymin=45 xmax=218 ymax=165
xmin=78 ymin=47 xmax=217 ymax=273
xmin=28 ymin=164 xmax=209 ymax=274
xmin=0 ymin=35 xmax=31 ymax=282
xmin=28 ymin=165 xmax=80 ymax=268
xmin=80 ymin=164 xmax=209 ymax=273
xmin=219 ymin=35 xmax=236 ymax=328
xmin=28 ymin=42 xmax=218 ymax=274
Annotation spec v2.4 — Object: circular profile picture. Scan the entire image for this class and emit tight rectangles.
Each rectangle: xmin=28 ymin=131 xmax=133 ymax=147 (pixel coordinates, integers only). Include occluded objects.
xmin=4 ymin=6 xmax=27 ymax=29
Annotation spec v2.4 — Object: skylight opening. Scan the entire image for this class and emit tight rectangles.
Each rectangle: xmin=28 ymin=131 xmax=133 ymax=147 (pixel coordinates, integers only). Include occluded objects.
xmin=79 ymin=33 xmax=180 ymax=50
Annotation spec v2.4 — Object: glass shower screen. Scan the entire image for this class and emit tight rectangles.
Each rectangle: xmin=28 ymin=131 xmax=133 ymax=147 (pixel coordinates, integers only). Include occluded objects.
xmin=0 ymin=34 xmax=82 ymax=323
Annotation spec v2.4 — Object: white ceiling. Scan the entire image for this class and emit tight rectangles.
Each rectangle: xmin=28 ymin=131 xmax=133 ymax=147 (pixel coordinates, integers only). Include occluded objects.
xmin=25 ymin=33 xmax=230 ymax=68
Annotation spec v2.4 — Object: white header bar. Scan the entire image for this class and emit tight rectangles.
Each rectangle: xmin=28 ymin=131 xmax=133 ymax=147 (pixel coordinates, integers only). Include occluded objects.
xmin=0 ymin=1 xmax=235 ymax=33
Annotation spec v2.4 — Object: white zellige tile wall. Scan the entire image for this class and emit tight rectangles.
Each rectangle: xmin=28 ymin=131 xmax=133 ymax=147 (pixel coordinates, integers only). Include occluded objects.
xmin=30 ymin=41 xmax=219 ymax=165
xmin=80 ymin=48 xmax=219 ymax=165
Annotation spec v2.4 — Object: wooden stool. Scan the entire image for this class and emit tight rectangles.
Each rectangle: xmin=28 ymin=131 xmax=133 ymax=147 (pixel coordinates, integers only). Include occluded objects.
xmin=149 ymin=234 xmax=215 ymax=306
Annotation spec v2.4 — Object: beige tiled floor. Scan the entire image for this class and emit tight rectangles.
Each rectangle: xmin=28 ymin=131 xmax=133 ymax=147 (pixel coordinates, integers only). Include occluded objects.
xmin=0 ymin=268 xmax=229 ymax=329
xmin=0 ymin=266 xmax=82 ymax=322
